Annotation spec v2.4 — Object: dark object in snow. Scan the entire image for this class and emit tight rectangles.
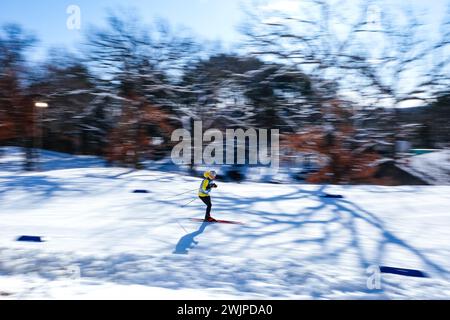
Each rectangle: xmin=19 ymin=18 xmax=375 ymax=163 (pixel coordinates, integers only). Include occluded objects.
xmin=321 ymin=194 xmax=344 ymax=199
xmin=380 ymin=266 xmax=428 ymax=278
xmin=221 ymin=165 xmax=246 ymax=182
xmin=17 ymin=235 xmax=44 ymax=243
xmin=0 ymin=291 xmax=12 ymax=297
xmin=133 ymin=190 xmax=149 ymax=193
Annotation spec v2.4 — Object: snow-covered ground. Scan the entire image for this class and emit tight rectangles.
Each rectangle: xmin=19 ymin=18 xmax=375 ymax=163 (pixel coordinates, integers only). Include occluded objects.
xmin=1 ymin=147 xmax=450 ymax=299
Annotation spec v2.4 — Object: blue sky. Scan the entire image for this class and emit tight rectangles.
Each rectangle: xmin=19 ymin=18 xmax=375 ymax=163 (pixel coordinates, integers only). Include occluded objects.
xmin=0 ymin=0 xmax=448 ymax=58
xmin=0 ymin=0 xmax=246 ymax=55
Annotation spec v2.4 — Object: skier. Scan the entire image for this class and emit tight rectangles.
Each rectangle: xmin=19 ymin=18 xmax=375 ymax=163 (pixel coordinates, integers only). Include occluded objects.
xmin=199 ymin=170 xmax=218 ymax=222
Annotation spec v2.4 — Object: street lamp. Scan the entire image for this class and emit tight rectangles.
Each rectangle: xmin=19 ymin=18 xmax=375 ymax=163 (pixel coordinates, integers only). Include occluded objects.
xmin=34 ymin=101 xmax=49 ymax=169
xmin=35 ymin=102 xmax=48 ymax=108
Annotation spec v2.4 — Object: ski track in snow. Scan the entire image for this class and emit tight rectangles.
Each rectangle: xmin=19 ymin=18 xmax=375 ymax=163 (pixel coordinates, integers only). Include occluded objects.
xmin=1 ymin=147 xmax=450 ymax=299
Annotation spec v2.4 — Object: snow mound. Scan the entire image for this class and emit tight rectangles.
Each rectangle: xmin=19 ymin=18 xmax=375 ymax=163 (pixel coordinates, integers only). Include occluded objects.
xmin=400 ymin=150 xmax=450 ymax=185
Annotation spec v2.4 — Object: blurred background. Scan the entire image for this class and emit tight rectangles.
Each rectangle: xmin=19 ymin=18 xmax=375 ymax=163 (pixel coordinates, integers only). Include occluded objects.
xmin=1 ymin=0 xmax=449 ymax=185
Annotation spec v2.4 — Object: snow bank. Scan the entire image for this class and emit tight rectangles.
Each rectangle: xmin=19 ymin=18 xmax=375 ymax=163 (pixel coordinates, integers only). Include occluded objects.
xmin=400 ymin=150 xmax=450 ymax=185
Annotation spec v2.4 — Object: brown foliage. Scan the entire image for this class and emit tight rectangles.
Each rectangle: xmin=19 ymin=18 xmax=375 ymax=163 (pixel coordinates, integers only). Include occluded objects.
xmin=281 ymin=101 xmax=385 ymax=184
xmin=105 ymin=98 xmax=176 ymax=167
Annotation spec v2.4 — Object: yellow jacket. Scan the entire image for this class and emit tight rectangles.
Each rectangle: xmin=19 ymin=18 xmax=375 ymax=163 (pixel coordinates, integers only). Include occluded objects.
xmin=199 ymin=178 xmax=214 ymax=197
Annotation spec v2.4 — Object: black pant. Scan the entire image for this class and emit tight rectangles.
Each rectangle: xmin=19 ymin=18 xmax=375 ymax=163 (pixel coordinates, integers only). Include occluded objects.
xmin=199 ymin=196 xmax=212 ymax=219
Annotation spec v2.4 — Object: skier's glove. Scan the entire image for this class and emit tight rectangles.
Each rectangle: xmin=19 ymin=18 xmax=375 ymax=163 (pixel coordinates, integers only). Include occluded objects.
xmin=211 ymin=183 xmax=218 ymax=188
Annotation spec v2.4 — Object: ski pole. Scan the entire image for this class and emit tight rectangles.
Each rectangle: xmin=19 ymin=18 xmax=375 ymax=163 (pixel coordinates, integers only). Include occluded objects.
xmin=181 ymin=198 xmax=197 ymax=208
xmin=165 ymin=188 xmax=198 ymax=200
xmin=177 ymin=220 xmax=188 ymax=233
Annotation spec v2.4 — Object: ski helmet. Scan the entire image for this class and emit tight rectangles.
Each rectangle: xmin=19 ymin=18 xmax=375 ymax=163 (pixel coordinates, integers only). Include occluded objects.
xmin=204 ymin=170 xmax=217 ymax=179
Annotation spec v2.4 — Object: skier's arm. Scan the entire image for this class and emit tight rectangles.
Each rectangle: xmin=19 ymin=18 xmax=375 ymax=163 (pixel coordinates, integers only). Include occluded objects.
xmin=201 ymin=179 xmax=211 ymax=192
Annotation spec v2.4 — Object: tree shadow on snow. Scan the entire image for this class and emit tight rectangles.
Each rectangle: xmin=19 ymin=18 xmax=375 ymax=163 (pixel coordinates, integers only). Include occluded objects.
xmin=212 ymin=184 xmax=449 ymax=279
xmin=0 ymin=175 xmax=86 ymax=202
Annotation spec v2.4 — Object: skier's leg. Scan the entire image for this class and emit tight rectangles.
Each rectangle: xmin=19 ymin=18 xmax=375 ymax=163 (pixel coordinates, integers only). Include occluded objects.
xmin=205 ymin=197 xmax=212 ymax=219
xmin=200 ymin=196 xmax=212 ymax=220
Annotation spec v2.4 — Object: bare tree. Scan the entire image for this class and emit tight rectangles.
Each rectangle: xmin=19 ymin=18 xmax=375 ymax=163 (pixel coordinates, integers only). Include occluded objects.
xmin=0 ymin=24 xmax=38 ymax=170
xmin=84 ymin=13 xmax=200 ymax=167
xmin=243 ymin=0 xmax=450 ymax=143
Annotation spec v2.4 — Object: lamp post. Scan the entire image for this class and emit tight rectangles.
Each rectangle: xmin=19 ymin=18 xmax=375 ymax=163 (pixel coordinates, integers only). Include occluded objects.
xmin=35 ymin=102 xmax=48 ymax=108
xmin=34 ymin=101 xmax=48 ymax=169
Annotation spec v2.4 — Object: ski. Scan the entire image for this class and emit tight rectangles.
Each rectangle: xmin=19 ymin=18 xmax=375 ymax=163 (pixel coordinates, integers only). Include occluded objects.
xmin=189 ymin=218 xmax=245 ymax=225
